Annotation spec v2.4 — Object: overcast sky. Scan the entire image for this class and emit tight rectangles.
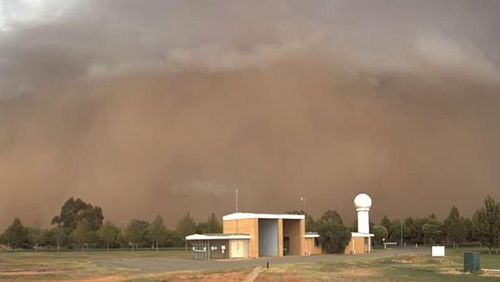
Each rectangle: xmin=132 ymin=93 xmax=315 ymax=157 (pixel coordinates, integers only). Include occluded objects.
xmin=0 ymin=1 xmax=499 ymax=228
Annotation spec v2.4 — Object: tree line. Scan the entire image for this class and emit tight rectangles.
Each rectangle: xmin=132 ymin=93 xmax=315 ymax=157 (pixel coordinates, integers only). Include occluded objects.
xmin=0 ymin=197 xmax=221 ymax=251
xmin=301 ymin=195 xmax=500 ymax=255
xmin=1 ymin=195 xmax=499 ymax=255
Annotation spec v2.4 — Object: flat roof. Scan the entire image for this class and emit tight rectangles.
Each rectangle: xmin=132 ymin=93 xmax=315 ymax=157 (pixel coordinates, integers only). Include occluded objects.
xmin=185 ymin=233 xmax=251 ymax=240
xmin=223 ymin=212 xmax=305 ymax=221
xmin=351 ymin=232 xmax=374 ymax=237
xmin=304 ymin=232 xmax=320 ymax=238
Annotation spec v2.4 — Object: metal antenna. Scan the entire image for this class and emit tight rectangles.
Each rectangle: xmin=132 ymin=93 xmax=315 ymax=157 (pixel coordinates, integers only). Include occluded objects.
xmin=300 ymin=196 xmax=306 ymax=215
xmin=235 ymin=188 xmax=239 ymax=212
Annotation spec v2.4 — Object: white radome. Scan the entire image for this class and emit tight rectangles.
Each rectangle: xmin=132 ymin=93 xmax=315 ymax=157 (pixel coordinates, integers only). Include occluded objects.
xmin=354 ymin=193 xmax=372 ymax=209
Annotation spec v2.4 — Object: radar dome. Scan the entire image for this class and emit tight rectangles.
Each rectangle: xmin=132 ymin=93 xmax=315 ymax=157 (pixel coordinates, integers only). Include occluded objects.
xmin=354 ymin=193 xmax=372 ymax=209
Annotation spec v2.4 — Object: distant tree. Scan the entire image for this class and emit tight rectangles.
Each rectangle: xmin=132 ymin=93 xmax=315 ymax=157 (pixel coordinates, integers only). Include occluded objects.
xmin=197 ymin=213 xmax=222 ymax=234
xmin=176 ymin=213 xmax=197 ymax=240
xmin=2 ymin=218 xmax=29 ymax=249
xmin=372 ymin=225 xmax=388 ymax=246
xmin=147 ymin=215 xmax=167 ymax=251
xmin=443 ymin=206 xmax=466 ymax=247
xmin=38 ymin=226 xmax=69 ymax=251
xmin=124 ymin=219 xmax=149 ymax=250
xmin=98 ymin=221 xmax=120 ymax=250
xmin=70 ymin=220 xmax=96 ymax=251
xmin=27 ymin=227 xmax=42 ymax=250
xmin=473 ymin=195 xmax=500 ymax=255
xmin=463 ymin=218 xmax=475 ymax=242
xmin=421 ymin=217 xmax=443 ymax=245
xmin=380 ymin=216 xmax=391 ymax=231
xmin=54 ymin=227 xmax=70 ymax=251
xmin=78 ymin=206 xmax=104 ymax=231
xmin=402 ymin=217 xmax=413 ymax=242
xmin=305 ymin=214 xmax=317 ymax=232
xmin=316 ymin=210 xmax=351 ymax=253
xmin=52 ymin=197 xmax=104 ymax=231
xmin=388 ymin=219 xmax=402 ymax=242
xmin=320 ymin=210 xmax=344 ymax=225
xmin=39 ymin=228 xmax=55 ymax=247
xmin=285 ymin=210 xmax=303 ymax=215
xmin=164 ymin=230 xmax=184 ymax=247
xmin=404 ymin=217 xmax=426 ymax=244
xmin=285 ymin=210 xmax=316 ymax=232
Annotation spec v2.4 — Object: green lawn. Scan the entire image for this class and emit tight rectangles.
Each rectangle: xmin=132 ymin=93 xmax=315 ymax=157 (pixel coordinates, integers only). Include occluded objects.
xmin=446 ymin=248 xmax=500 ymax=270
xmin=257 ymin=248 xmax=500 ymax=281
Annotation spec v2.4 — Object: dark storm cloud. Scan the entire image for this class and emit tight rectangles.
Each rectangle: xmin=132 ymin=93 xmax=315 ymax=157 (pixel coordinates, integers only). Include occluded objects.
xmin=0 ymin=1 xmax=499 ymax=228
xmin=2 ymin=0 xmax=498 ymax=98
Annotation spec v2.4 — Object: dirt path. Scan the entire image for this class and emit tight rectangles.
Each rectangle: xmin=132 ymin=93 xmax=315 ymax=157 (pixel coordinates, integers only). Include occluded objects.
xmin=243 ymin=266 xmax=263 ymax=282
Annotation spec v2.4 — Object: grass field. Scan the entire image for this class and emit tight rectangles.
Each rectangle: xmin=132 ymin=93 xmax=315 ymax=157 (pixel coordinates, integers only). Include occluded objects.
xmin=257 ymin=248 xmax=500 ymax=281
xmin=0 ymin=249 xmax=190 ymax=281
xmin=0 ymin=248 xmax=499 ymax=281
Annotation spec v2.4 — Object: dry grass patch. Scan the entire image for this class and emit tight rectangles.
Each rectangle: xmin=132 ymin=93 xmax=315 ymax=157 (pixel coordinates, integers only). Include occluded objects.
xmin=255 ymin=262 xmax=382 ymax=282
xmin=158 ymin=270 xmax=249 ymax=282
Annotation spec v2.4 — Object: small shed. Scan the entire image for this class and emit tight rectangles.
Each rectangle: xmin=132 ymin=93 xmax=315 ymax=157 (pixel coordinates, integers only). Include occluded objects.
xmin=345 ymin=232 xmax=374 ymax=255
xmin=304 ymin=232 xmax=322 ymax=255
xmin=186 ymin=233 xmax=250 ymax=260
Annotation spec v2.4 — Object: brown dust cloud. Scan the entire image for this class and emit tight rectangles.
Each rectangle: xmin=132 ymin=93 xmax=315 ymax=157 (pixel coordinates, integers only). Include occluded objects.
xmin=0 ymin=1 xmax=499 ymax=228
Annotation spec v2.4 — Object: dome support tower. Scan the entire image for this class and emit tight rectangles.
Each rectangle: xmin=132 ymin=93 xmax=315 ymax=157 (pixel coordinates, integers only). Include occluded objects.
xmin=354 ymin=193 xmax=372 ymax=234
xmin=345 ymin=193 xmax=374 ymax=255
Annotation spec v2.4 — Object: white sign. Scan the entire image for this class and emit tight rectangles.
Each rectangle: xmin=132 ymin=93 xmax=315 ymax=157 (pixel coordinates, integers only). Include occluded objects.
xmin=431 ymin=246 xmax=445 ymax=257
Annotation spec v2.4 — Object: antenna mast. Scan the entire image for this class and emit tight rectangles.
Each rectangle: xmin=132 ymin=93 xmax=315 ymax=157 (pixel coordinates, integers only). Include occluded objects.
xmin=235 ymin=188 xmax=239 ymax=212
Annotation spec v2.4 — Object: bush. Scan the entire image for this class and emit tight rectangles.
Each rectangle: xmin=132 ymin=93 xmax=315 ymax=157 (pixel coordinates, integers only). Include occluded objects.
xmin=317 ymin=211 xmax=351 ymax=254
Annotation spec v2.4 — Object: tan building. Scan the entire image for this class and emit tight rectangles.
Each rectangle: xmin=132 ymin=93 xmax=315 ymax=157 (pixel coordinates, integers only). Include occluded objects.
xmin=222 ymin=213 xmax=306 ymax=258
xmin=187 ymin=212 xmax=315 ymax=259
xmin=186 ymin=193 xmax=374 ymax=259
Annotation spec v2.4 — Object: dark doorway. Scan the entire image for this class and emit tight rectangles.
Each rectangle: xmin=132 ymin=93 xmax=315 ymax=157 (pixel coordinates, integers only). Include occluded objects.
xmin=283 ymin=236 xmax=290 ymax=256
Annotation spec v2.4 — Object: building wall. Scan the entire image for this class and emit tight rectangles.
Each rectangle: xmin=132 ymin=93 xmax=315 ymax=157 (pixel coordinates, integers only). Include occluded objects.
xmin=229 ymin=239 xmax=249 ymax=258
xmin=300 ymin=219 xmax=305 ymax=255
xmin=191 ymin=240 xmax=230 ymax=260
xmin=277 ymin=219 xmax=283 ymax=257
xmin=304 ymin=237 xmax=323 ymax=255
xmin=208 ymin=239 xmax=230 ymax=259
xmin=223 ymin=219 xmax=259 ymax=258
xmin=282 ymin=219 xmax=305 ymax=256
xmin=345 ymin=236 xmax=371 ymax=255
xmin=223 ymin=217 xmax=306 ymax=258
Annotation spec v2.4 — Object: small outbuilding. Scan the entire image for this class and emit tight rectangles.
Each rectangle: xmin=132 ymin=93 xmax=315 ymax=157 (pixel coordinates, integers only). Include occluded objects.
xmin=186 ymin=233 xmax=250 ymax=260
xmin=345 ymin=232 xmax=373 ymax=254
xmin=304 ymin=232 xmax=322 ymax=255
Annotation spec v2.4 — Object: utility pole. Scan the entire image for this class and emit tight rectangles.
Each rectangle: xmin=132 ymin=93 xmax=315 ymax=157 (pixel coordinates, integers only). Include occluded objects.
xmin=400 ymin=221 xmax=403 ymax=249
